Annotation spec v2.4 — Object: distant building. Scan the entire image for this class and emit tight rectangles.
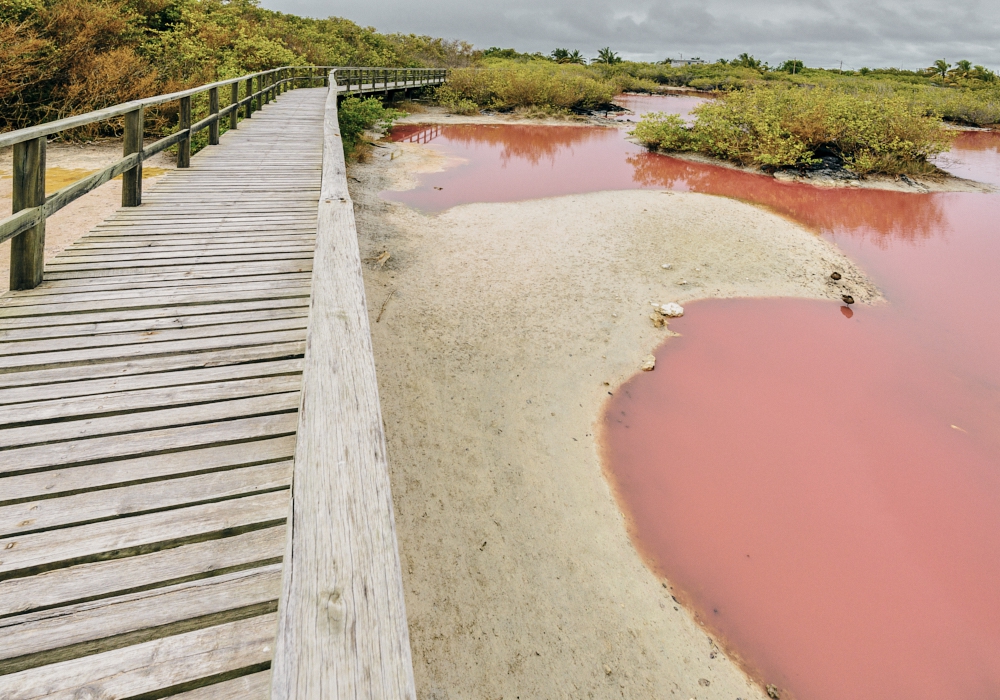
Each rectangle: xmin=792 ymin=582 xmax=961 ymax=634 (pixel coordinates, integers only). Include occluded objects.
xmin=663 ymin=57 xmax=705 ymax=66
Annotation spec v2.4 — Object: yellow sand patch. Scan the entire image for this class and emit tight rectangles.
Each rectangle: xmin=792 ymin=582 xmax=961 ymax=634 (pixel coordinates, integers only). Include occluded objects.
xmin=44 ymin=166 xmax=170 ymax=194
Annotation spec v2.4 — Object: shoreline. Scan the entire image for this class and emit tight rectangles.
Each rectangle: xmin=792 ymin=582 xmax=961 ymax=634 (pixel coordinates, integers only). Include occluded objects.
xmin=396 ymin=107 xmax=994 ymax=194
xmin=348 ymin=132 xmax=880 ymax=698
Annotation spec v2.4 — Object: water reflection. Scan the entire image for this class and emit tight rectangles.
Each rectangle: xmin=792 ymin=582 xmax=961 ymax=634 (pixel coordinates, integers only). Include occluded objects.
xmin=613 ymin=93 xmax=707 ymax=123
xmin=396 ymin=123 xmax=607 ymax=166
xmin=627 ymin=151 xmax=947 ymax=245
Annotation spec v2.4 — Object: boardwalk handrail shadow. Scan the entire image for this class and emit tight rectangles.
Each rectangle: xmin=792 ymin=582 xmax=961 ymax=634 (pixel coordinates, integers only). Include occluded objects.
xmin=0 ymin=66 xmax=446 ymax=290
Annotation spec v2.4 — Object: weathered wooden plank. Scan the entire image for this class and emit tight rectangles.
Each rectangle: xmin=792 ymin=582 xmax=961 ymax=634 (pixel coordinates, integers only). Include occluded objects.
xmin=0 ymin=412 xmax=298 ymax=474
xmin=0 ymin=526 xmax=286 ymax=616
xmin=0 ymin=342 xmax=305 ymax=389
xmin=0 ymin=283 xmax=311 ymax=310
xmin=0 ymin=490 xmax=289 ymax=576
xmin=0 ymin=358 xmax=302 ymax=404
xmin=0 ymin=391 xmax=299 ymax=448
xmin=0 ymin=329 xmax=306 ymax=372
xmin=42 ymin=266 xmax=312 ymax=285
xmin=0 ymin=613 xmax=278 ymax=699
xmin=0 ymin=318 xmax=308 ymax=356
xmin=43 ymin=252 xmax=313 ymax=273
xmin=0 ymin=565 xmax=281 ymax=662
xmin=271 ymin=82 xmax=416 ymax=700
xmin=0 ymin=461 xmax=292 ymax=536
xmin=0 ymin=436 xmax=295 ymax=502
xmin=0 ymin=308 xmax=308 ymax=344
xmin=171 ymin=670 xmax=272 ymax=700
xmin=0 ymin=289 xmax=310 ymax=319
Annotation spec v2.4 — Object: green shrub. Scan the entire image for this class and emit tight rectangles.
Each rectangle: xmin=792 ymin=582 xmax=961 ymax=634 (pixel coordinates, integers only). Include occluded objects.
xmin=434 ymin=60 xmax=617 ymax=112
xmin=631 ymin=113 xmax=693 ymax=150
xmin=337 ymin=96 xmax=403 ymax=156
xmin=633 ymin=85 xmax=954 ymax=176
xmin=924 ymin=86 xmax=1000 ymax=126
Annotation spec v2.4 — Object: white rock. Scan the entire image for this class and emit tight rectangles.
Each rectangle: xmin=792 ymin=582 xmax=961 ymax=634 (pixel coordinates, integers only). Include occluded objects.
xmin=659 ymin=302 xmax=684 ymax=317
xmin=662 ymin=263 xmax=672 ymax=269
xmin=641 ymin=355 xmax=656 ymax=371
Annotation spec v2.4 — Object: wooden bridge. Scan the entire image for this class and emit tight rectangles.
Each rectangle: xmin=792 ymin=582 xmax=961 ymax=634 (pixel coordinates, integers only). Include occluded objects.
xmin=0 ymin=67 xmax=444 ymax=699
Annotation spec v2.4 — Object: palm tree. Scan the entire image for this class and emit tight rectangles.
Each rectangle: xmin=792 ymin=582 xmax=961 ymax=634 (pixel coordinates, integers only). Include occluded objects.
xmin=567 ymin=50 xmax=586 ymax=65
xmin=733 ymin=53 xmax=762 ymax=70
xmin=952 ymin=59 xmax=972 ymax=77
xmin=551 ymin=48 xmax=570 ymax=63
xmin=932 ymin=59 xmax=950 ymax=78
xmin=593 ymin=47 xmax=622 ymax=65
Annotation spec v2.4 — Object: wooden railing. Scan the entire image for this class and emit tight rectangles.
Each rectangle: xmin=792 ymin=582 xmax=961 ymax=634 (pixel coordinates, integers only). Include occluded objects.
xmin=269 ymin=84 xmax=418 ymax=700
xmin=0 ymin=66 xmax=446 ymax=290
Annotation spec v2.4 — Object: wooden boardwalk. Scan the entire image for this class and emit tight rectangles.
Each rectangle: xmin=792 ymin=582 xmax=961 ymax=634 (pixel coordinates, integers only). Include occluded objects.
xmin=0 ymin=87 xmax=326 ymax=697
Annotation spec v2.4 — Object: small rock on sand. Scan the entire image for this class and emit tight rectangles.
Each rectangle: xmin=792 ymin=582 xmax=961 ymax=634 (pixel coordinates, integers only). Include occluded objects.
xmin=659 ymin=302 xmax=684 ymax=317
xmin=641 ymin=355 xmax=656 ymax=371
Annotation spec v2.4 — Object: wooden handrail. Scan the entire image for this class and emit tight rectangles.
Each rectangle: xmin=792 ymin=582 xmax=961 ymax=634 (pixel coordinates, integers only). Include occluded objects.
xmin=1 ymin=66 xmax=446 ymax=290
xmin=269 ymin=77 xmax=417 ymax=700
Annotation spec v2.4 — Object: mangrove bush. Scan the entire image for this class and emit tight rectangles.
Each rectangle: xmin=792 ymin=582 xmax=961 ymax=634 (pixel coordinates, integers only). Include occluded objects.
xmin=633 ymin=85 xmax=954 ymax=176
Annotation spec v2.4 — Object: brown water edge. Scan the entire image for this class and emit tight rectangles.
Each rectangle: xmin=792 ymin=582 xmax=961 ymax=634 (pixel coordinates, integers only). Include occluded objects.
xmin=386 ymin=121 xmax=1000 ymax=699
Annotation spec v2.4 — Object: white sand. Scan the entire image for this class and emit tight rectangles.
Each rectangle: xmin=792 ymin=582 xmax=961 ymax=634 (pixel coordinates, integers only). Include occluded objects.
xmin=349 ymin=139 xmax=878 ymax=699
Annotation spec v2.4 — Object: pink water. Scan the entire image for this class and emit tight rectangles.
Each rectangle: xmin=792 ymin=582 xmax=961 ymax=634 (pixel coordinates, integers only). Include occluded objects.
xmin=387 ymin=117 xmax=1000 ymax=699
xmin=613 ymin=93 xmax=708 ymax=123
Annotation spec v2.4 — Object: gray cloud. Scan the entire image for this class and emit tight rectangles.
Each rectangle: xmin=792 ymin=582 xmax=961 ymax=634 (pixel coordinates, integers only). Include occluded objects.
xmin=261 ymin=0 xmax=1000 ymax=70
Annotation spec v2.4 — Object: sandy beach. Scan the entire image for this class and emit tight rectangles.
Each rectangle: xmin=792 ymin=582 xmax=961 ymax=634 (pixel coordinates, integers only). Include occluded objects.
xmin=348 ymin=136 xmax=878 ymax=699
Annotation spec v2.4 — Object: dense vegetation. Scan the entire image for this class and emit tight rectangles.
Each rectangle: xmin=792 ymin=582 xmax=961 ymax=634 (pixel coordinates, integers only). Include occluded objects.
xmin=632 ymin=86 xmax=954 ymax=176
xmin=3 ymin=1 xmax=997 ymax=173
xmin=434 ymin=60 xmax=619 ymax=114
xmin=606 ymin=59 xmax=1000 ymax=127
xmin=0 ymin=0 xmax=474 ymax=132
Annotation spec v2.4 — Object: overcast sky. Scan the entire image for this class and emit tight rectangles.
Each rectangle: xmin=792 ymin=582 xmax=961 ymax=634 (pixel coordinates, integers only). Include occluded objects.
xmin=260 ymin=0 xmax=999 ymax=70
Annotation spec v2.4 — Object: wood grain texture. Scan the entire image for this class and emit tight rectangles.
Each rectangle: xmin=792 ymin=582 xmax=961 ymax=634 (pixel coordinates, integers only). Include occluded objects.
xmin=0 ymin=613 xmax=278 ymax=699
xmin=0 ymin=565 xmax=282 ymax=661
xmin=172 ymin=670 xmax=272 ymax=699
xmin=270 ymin=81 xmax=416 ymax=700
xmin=9 ymin=137 xmax=46 ymax=291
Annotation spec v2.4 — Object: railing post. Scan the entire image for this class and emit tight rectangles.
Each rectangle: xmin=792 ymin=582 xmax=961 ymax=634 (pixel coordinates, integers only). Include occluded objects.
xmin=245 ymin=78 xmax=254 ymax=117
xmin=323 ymin=68 xmax=329 ymax=87
xmin=208 ymin=86 xmax=220 ymax=145
xmin=230 ymin=82 xmax=239 ymax=130
xmin=122 ymin=106 xmax=143 ymax=207
xmin=9 ymin=136 xmax=46 ymax=291
xmin=177 ymin=96 xmax=191 ymax=168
